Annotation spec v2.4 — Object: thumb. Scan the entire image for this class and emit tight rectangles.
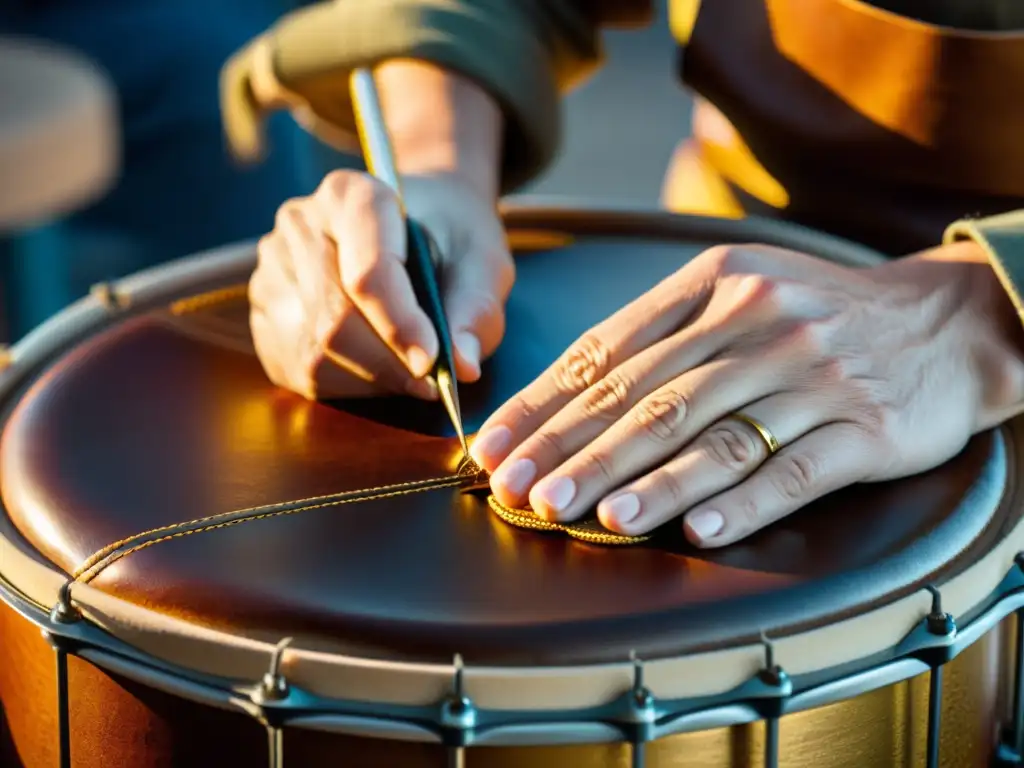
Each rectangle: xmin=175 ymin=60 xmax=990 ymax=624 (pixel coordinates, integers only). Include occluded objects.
xmin=443 ymin=248 xmax=514 ymax=382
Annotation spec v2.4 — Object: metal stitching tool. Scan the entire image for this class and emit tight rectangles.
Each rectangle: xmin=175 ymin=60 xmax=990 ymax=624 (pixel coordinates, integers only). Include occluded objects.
xmin=349 ymin=68 xmax=468 ymax=457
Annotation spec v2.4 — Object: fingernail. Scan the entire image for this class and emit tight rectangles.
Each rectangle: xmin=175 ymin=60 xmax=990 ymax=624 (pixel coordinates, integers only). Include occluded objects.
xmin=455 ymin=332 xmax=481 ymax=371
xmin=405 ymin=377 xmax=437 ymax=400
xmin=531 ymin=476 xmax=576 ymax=516
xmin=600 ymin=493 xmax=641 ymax=526
xmin=470 ymin=425 xmax=512 ymax=468
xmin=685 ymin=510 xmax=725 ymax=542
xmin=492 ymin=458 xmax=536 ymax=498
xmin=406 ymin=346 xmax=433 ymax=378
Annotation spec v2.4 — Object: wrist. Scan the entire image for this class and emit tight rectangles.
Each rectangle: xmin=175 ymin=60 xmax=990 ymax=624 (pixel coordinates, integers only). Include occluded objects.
xmin=374 ymin=59 xmax=503 ymax=201
xmin=918 ymin=242 xmax=1024 ymax=425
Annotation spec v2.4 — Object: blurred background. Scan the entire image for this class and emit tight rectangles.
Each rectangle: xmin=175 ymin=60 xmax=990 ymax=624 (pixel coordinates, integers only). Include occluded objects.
xmin=0 ymin=0 xmax=691 ymax=342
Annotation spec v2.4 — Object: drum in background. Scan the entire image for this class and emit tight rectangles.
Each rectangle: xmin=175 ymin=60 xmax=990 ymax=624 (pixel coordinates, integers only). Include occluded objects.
xmin=1 ymin=207 xmax=1023 ymax=768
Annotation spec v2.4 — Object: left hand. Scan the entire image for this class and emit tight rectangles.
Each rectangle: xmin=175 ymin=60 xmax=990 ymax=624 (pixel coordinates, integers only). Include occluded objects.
xmin=468 ymin=241 xmax=1024 ymax=548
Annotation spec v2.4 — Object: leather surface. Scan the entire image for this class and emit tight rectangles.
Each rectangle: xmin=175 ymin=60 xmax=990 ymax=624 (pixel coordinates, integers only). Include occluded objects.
xmin=0 ymin=226 xmax=1013 ymax=665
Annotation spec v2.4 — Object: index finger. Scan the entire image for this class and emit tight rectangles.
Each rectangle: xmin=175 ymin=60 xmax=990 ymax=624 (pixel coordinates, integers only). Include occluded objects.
xmin=315 ymin=171 xmax=438 ymax=379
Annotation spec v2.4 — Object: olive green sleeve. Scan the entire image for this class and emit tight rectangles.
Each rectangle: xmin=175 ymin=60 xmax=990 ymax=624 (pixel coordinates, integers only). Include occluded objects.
xmin=221 ymin=1 xmax=651 ymax=193
xmin=944 ymin=211 xmax=1024 ymax=326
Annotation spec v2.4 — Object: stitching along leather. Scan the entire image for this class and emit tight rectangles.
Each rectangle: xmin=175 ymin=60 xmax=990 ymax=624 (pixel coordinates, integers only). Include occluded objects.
xmin=73 ymin=467 xmax=486 ymax=584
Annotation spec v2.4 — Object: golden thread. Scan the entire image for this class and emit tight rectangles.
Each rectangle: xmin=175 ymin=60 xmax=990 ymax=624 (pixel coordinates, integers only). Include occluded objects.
xmin=74 ymin=475 xmax=468 ymax=581
xmin=487 ymin=496 xmax=651 ymax=546
xmin=74 ymin=474 xmax=468 ymax=583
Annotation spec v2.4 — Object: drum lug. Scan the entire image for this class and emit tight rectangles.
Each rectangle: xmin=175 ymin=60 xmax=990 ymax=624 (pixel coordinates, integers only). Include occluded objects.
xmin=620 ymin=650 xmax=657 ymax=733
xmin=254 ymin=636 xmax=293 ymax=705
xmin=619 ymin=651 xmax=657 ymax=768
xmin=925 ymin=585 xmax=956 ymax=637
xmin=48 ymin=581 xmax=81 ymax=626
xmin=439 ymin=654 xmax=475 ymax=768
xmin=920 ymin=585 xmax=958 ymax=665
xmin=39 ymin=581 xmax=79 ymax=768
xmin=439 ymin=654 xmax=477 ymax=737
xmin=920 ymin=586 xmax=957 ymax=768
xmin=250 ymin=637 xmax=292 ymax=768
xmin=755 ymin=633 xmax=789 ymax=768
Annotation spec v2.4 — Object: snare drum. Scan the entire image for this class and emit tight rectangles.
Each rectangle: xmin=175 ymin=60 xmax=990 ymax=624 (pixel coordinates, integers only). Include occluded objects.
xmin=1 ymin=207 xmax=1023 ymax=768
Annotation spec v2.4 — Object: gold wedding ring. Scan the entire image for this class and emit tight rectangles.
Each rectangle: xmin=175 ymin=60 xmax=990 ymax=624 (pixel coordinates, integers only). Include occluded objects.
xmin=730 ymin=412 xmax=781 ymax=455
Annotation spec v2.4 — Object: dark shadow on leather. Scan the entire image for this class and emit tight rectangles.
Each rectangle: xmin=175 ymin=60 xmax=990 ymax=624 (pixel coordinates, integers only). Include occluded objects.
xmin=682 ymin=0 xmax=1024 ymax=255
xmin=326 ymin=356 xmax=513 ymax=437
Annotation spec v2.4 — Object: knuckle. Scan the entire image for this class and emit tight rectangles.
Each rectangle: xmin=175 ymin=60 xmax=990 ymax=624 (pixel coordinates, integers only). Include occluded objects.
xmin=555 ymin=333 xmax=611 ymax=395
xmin=532 ymin=428 xmax=567 ymax=460
xmin=734 ymin=273 xmax=780 ymax=306
xmin=255 ymin=234 xmax=280 ymax=267
xmin=715 ymin=273 xmax=783 ymax=322
xmin=703 ymin=422 xmax=761 ymax=470
xmin=247 ymin=270 xmax=268 ymax=309
xmin=338 ymin=171 xmax=394 ymax=213
xmin=316 ymin=169 xmax=358 ymax=202
xmin=814 ymin=355 xmax=849 ymax=384
xmin=699 ymin=244 xmax=741 ymax=274
xmin=506 ymin=393 xmax=538 ymax=425
xmin=633 ymin=389 xmax=689 ymax=442
xmin=342 ymin=261 xmax=383 ymax=298
xmin=274 ymin=199 xmax=305 ymax=230
xmin=856 ymin=402 xmax=894 ymax=440
xmin=789 ymin=319 xmax=833 ymax=354
xmin=649 ymin=468 xmax=686 ymax=508
xmin=581 ymin=371 xmax=633 ymax=422
xmin=771 ymin=454 xmax=819 ymax=500
xmin=735 ymin=496 xmax=762 ymax=532
xmin=583 ymin=451 xmax=616 ymax=483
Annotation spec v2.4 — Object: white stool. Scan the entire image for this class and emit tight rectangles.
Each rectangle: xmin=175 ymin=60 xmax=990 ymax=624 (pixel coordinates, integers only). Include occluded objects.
xmin=0 ymin=36 xmax=120 ymax=231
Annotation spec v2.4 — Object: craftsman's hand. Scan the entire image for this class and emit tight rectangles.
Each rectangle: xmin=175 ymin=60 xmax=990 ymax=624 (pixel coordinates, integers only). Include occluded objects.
xmin=249 ymin=171 xmax=513 ymax=399
xmin=469 ymin=242 xmax=1024 ymax=547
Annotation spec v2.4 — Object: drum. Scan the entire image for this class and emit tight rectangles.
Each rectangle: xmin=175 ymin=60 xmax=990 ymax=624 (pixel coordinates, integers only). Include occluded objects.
xmin=1 ymin=206 xmax=1023 ymax=768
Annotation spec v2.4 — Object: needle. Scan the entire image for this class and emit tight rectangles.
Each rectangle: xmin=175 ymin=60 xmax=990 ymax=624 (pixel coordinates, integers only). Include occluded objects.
xmin=349 ymin=68 xmax=469 ymax=457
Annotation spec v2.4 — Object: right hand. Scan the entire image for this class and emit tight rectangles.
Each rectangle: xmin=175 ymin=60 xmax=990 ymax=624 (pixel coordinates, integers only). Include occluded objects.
xmin=248 ymin=170 xmax=514 ymax=401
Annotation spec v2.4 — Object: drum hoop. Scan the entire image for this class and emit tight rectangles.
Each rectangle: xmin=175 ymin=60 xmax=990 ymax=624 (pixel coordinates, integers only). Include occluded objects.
xmin=2 ymin=206 xmax=1023 ymax=748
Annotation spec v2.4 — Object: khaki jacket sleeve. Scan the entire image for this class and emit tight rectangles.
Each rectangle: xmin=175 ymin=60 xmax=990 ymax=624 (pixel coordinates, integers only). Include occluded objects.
xmin=221 ymin=0 xmax=652 ymax=193
xmin=945 ymin=211 xmax=1024 ymax=327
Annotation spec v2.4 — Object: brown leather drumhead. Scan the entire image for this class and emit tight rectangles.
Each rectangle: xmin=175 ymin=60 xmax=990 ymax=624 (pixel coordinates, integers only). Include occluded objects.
xmin=0 ymin=211 xmax=1014 ymax=667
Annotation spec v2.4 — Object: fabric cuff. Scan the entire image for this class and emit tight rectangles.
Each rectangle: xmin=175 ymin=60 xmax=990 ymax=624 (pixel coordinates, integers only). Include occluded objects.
xmin=944 ymin=210 xmax=1024 ymax=325
xmin=221 ymin=0 xmax=562 ymax=194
